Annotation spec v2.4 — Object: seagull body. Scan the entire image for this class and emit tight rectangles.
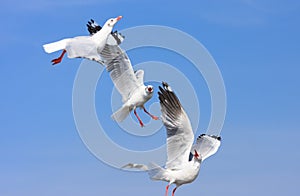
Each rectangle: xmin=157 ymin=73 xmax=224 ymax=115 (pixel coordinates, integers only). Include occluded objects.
xmin=123 ymin=82 xmax=221 ymax=195
xmin=43 ymin=16 xmax=122 ymax=65
xmin=86 ymin=19 xmax=158 ymax=127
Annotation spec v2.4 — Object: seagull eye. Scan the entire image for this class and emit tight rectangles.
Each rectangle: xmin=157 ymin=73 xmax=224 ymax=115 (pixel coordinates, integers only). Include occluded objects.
xmin=148 ymin=87 xmax=153 ymax=92
xmin=110 ymin=19 xmax=113 ymax=22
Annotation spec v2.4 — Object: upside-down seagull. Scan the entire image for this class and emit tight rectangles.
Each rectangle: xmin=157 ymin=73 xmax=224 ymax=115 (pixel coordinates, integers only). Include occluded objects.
xmin=123 ymin=82 xmax=221 ymax=195
xmin=87 ymin=19 xmax=159 ymax=127
xmin=43 ymin=16 xmax=122 ymax=65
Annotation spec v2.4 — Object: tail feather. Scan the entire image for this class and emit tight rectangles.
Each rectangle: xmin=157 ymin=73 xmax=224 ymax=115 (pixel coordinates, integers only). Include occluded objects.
xmin=122 ymin=162 xmax=167 ymax=181
xmin=147 ymin=162 xmax=167 ymax=181
xmin=122 ymin=163 xmax=148 ymax=171
xmin=43 ymin=38 xmax=71 ymax=53
xmin=111 ymin=105 xmax=130 ymax=122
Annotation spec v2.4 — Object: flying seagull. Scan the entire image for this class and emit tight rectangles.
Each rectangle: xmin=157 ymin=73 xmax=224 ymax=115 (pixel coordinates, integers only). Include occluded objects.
xmin=123 ymin=82 xmax=221 ymax=195
xmin=43 ymin=16 xmax=122 ymax=65
xmin=87 ymin=19 xmax=159 ymax=127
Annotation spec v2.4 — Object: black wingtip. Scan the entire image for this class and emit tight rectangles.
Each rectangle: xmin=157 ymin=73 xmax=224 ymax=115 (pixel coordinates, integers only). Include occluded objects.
xmin=209 ymin=134 xmax=221 ymax=141
xmin=162 ymin=81 xmax=168 ymax=88
xmin=158 ymin=86 xmax=164 ymax=93
xmin=161 ymin=81 xmax=173 ymax=92
xmin=198 ymin=134 xmax=221 ymax=141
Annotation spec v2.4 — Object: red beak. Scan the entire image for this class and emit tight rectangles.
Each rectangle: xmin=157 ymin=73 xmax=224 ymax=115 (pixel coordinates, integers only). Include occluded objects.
xmin=116 ymin=16 xmax=123 ymax=21
xmin=194 ymin=150 xmax=199 ymax=159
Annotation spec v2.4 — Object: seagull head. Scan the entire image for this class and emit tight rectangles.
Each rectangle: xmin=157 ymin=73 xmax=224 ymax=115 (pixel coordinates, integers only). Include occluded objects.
xmin=105 ymin=16 xmax=122 ymax=28
xmin=145 ymin=85 xmax=154 ymax=94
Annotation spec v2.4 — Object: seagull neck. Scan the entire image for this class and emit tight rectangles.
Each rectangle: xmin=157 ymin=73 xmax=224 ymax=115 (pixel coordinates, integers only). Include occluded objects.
xmin=191 ymin=158 xmax=201 ymax=168
xmin=93 ymin=25 xmax=112 ymax=40
xmin=101 ymin=25 xmax=113 ymax=34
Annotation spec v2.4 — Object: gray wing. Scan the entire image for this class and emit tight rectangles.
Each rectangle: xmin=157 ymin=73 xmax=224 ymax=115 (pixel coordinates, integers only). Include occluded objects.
xmin=100 ymin=44 xmax=141 ymax=102
xmin=106 ymin=31 xmax=125 ymax=46
xmin=158 ymin=82 xmax=194 ymax=170
xmin=192 ymin=134 xmax=221 ymax=161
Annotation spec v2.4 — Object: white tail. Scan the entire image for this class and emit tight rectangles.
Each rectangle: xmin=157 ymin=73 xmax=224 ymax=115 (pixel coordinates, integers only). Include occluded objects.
xmin=122 ymin=162 xmax=167 ymax=182
xmin=111 ymin=105 xmax=130 ymax=122
xmin=43 ymin=38 xmax=71 ymax=53
xmin=147 ymin=162 xmax=167 ymax=181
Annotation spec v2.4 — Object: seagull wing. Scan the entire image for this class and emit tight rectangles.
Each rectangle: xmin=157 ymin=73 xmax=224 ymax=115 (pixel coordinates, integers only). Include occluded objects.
xmin=100 ymin=44 xmax=141 ymax=102
xmin=158 ymin=82 xmax=194 ymax=170
xmin=65 ymin=36 xmax=100 ymax=60
xmin=192 ymin=134 xmax=221 ymax=161
xmin=107 ymin=31 xmax=125 ymax=46
xmin=134 ymin=70 xmax=144 ymax=86
xmin=87 ymin=19 xmax=102 ymax=35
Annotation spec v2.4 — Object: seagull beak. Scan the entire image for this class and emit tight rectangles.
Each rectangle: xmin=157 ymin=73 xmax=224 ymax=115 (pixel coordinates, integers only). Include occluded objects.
xmin=116 ymin=16 xmax=123 ymax=21
xmin=194 ymin=150 xmax=199 ymax=159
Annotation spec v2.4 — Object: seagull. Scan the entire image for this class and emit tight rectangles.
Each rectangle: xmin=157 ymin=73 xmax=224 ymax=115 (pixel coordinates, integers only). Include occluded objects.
xmin=123 ymin=82 xmax=221 ymax=196
xmin=43 ymin=16 xmax=122 ymax=65
xmin=86 ymin=19 xmax=159 ymax=127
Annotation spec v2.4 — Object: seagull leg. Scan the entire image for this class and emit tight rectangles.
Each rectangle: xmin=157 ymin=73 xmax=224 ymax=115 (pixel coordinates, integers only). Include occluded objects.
xmin=172 ymin=187 xmax=177 ymax=196
xmin=134 ymin=109 xmax=144 ymax=127
xmin=165 ymin=184 xmax=170 ymax=196
xmin=51 ymin=49 xmax=66 ymax=65
xmin=142 ymin=106 xmax=159 ymax=120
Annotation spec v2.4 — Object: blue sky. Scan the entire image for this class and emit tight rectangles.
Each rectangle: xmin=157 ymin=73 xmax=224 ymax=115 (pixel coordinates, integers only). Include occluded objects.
xmin=1 ymin=0 xmax=300 ymax=195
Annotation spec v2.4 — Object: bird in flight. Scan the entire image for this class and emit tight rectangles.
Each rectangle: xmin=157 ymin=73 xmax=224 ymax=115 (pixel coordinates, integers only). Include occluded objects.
xmin=123 ymin=82 xmax=221 ymax=195
xmin=43 ymin=16 xmax=122 ymax=65
xmin=86 ymin=19 xmax=159 ymax=127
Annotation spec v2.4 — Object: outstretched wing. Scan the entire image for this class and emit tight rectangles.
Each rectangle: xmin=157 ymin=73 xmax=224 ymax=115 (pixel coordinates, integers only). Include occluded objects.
xmin=192 ymin=134 xmax=221 ymax=161
xmin=87 ymin=19 xmax=125 ymax=45
xmin=158 ymin=82 xmax=194 ymax=170
xmin=100 ymin=44 xmax=141 ymax=102
xmin=86 ymin=19 xmax=139 ymax=102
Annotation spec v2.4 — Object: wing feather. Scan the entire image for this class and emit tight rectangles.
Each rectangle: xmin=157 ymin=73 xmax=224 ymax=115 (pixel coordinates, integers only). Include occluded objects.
xmin=100 ymin=45 xmax=141 ymax=102
xmin=158 ymin=82 xmax=194 ymax=170
xmin=135 ymin=70 xmax=144 ymax=86
xmin=192 ymin=134 xmax=221 ymax=161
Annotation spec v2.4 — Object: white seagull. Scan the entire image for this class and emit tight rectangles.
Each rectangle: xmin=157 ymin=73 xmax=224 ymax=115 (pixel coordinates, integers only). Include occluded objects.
xmin=43 ymin=16 xmax=122 ymax=65
xmin=123 ymin=82 xmax=221 ymax=196
xmin=86 ymin=19 xmax=159 ymax=127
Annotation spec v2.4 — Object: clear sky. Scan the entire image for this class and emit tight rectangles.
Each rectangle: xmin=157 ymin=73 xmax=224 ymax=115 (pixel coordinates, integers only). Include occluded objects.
xmin=1 ymin=0 xmax=300 ymax=195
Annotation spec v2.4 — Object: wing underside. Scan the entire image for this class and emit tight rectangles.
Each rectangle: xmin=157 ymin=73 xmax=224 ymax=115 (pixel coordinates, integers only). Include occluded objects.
xmin=192 ymin=134 xmax=221 ymax=161
xmin=158 ymin=82 xmax=194 ymax=170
